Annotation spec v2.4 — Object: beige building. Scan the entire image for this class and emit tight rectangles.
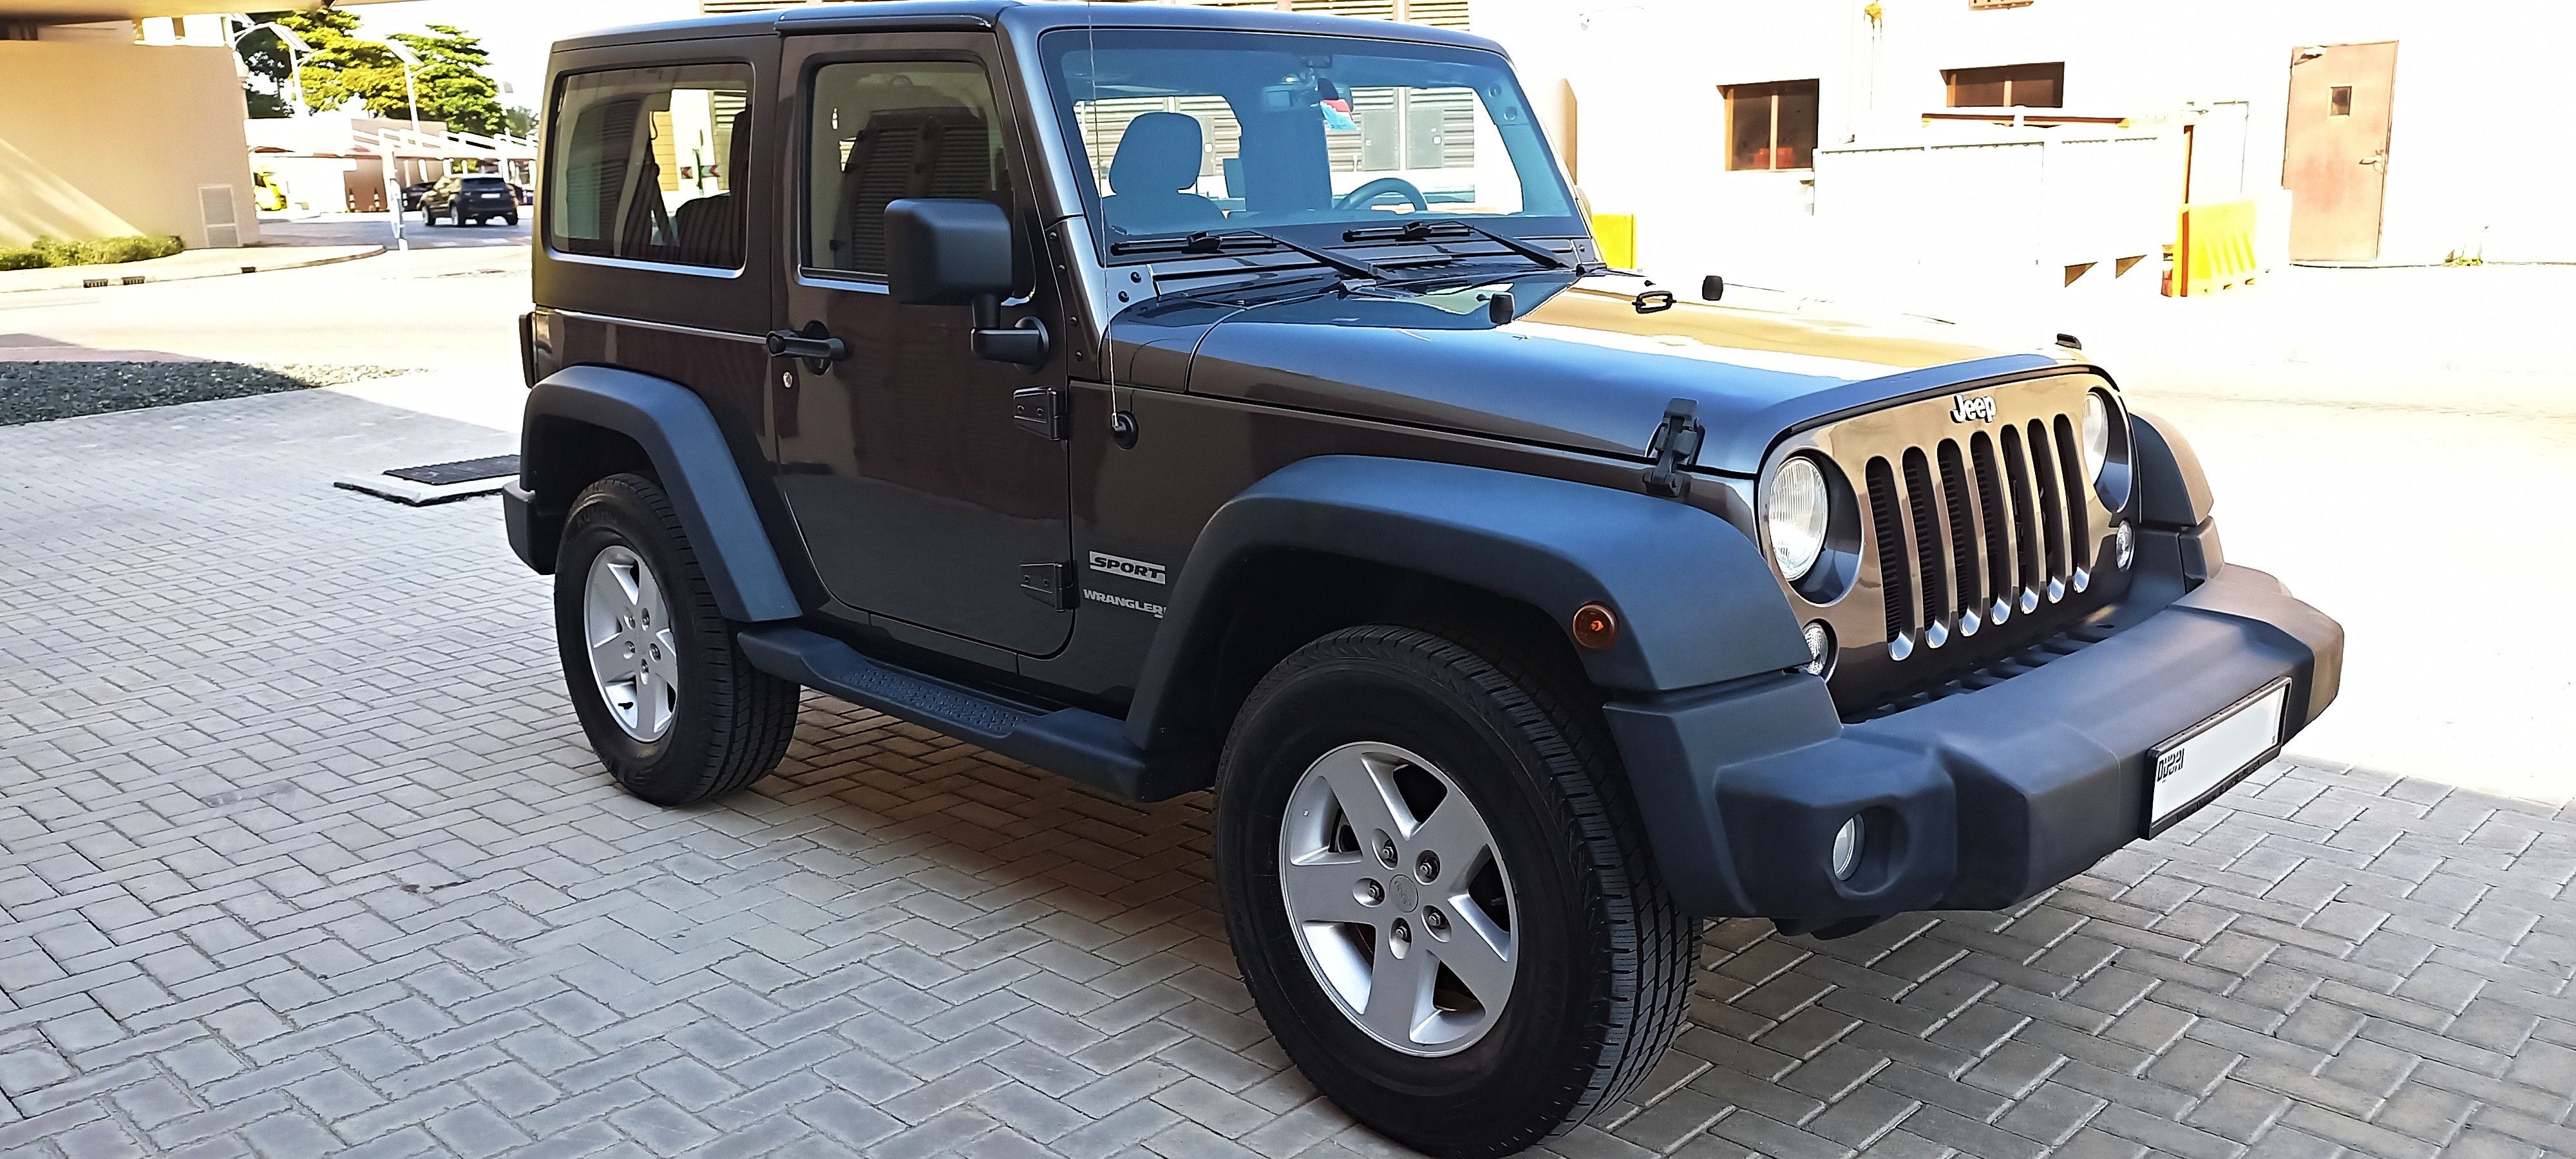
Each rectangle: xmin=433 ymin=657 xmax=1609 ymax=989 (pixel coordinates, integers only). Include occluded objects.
xmin=0 ymin=1 xmax=392 ymax=250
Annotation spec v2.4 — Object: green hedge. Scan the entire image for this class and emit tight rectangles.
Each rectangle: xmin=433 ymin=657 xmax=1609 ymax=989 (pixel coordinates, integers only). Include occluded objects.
xmin=0 ymin=235 xmax=186 ymax=271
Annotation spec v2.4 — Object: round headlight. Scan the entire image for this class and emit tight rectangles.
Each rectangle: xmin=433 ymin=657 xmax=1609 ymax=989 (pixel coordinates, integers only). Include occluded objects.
xmin=1766 ymin=457 xmax=1831 ymax=581
xmin=2082 ymin=393 xmax=2112 ymax=484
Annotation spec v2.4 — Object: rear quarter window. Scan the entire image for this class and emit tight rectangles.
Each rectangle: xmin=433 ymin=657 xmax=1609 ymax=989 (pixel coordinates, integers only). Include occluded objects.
xmin=547 ymin=62 xmax=753 ymax=270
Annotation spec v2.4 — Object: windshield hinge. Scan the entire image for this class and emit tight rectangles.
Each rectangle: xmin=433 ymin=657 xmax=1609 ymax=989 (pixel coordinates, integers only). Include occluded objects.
xmin=1641 ymin=398 xmax=1704 ymax=499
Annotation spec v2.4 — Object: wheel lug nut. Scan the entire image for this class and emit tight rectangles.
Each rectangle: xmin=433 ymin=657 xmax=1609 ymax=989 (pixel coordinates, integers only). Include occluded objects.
xmin=1390 ymin=918 xmax=1411 ymax=956
xmin=1357 ymin=880 xmax=1383 ymax=905
xmin=1415 ymin=852 xmax=1439 ymax=882
xmin=1424 ymin=908 xmax=1447 ymax=933
xmin=1374 ymin=834 xmax=1397 ymax=867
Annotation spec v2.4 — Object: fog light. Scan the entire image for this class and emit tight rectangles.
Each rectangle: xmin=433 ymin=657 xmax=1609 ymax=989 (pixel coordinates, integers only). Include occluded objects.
xmin=1830 ymin=816 xmax=1863 ymax=880
xmin=1801 ymin=621 xmax=1834 ymax=677
xmin=2115 ymin=522 xmax=2135 ymax=570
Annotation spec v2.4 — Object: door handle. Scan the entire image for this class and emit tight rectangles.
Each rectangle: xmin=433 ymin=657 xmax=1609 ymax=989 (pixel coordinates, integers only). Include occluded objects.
xmin=765 ymin=321 xmax=848 ymax=375
xmin=2358 ymin=156 xmax=2382 ymax=165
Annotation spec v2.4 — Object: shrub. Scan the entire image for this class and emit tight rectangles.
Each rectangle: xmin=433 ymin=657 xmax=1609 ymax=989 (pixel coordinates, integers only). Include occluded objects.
xmin=0 ymin=234 xmax=185 ymax=270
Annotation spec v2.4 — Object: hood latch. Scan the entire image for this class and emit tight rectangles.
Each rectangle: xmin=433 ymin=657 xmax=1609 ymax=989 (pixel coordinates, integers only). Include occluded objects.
xmin=1641 ymin=398 xmax=1704 ymax=499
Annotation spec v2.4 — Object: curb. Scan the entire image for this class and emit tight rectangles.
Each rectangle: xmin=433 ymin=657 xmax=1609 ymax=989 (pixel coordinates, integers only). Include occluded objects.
xmin=0 ymin=245 xmax=387 ymax=294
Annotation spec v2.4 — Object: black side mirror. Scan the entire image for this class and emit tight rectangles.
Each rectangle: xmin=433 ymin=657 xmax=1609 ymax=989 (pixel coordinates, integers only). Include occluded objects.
xmin=884 ymin=198 xmax=1050 ymax=366
xmin=1701 ymin=274 xmax=1725 ymax=302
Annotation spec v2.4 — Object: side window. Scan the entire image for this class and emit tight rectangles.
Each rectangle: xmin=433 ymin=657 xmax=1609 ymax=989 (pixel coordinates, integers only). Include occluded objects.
xmin=547 ymin=63 xmax=752 ymax=269
xmin=804 ymin=61 xmax=1003 ymax=274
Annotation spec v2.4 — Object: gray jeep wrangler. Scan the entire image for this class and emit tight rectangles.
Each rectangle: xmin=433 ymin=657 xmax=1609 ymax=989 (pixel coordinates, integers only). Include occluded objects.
xmin=506 ymin=4 xmax=2343 ymax=1154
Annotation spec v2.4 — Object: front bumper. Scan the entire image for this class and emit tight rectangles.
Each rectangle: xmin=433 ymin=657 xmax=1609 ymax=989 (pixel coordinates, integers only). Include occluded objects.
xmin=1602 ymin=564 xmax=2342 ymax=919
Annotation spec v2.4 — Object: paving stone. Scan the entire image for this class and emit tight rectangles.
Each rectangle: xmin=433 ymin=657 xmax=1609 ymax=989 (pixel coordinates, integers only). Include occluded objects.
xmin=2 ymin=388 xmax=2573 ymax=1158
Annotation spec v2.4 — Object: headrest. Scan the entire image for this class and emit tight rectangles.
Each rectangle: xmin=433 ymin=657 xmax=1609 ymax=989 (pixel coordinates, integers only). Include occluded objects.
xmin=1108 ymin=111 xmax=1204 ymax=195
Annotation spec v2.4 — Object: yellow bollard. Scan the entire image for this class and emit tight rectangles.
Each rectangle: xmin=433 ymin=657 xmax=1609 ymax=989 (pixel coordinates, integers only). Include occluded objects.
xmin=2172 ymin=199 xmax=2257 ymax=296
xmin=1591 ymin=212 xmax=1636 ymax=269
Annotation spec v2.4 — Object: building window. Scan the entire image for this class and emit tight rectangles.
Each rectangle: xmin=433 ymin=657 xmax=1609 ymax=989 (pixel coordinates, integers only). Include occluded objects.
xmin=1944 ymin=62 xmax=2065 ymax=108
xmin=2328 ymin=86 xmax=2353 ymax=117
xmin=1723 ymin=80 xmax=1819 ymax=171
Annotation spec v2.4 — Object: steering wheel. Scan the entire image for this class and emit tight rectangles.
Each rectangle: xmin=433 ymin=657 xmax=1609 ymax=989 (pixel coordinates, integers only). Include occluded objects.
xmin=1335 ymin=176 xmax=1428 ymax=212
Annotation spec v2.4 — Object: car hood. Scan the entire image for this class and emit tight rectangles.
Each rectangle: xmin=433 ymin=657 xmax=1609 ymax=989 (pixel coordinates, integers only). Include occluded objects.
xmin=1162 ymin=274 xmax=2077 ymax=475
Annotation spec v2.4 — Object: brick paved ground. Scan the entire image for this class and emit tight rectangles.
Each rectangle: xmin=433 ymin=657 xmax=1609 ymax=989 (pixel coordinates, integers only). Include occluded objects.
xmin=2 ymin=390 xmax=2571 ymax=1159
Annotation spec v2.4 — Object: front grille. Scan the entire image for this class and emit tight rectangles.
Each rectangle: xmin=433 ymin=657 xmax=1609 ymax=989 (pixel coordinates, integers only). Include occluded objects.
xmin=1861 ymin=413 xmax=2090 ymax=650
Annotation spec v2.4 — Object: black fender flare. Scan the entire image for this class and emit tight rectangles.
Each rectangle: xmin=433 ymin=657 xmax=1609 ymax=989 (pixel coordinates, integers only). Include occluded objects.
xmin=1124 ymin=455 xmax=1814 ymax=751
xmin=2130 ymin=410 xmax=2217 ymax=529
xmin=511 ymin=365 xmax=800 ymax=623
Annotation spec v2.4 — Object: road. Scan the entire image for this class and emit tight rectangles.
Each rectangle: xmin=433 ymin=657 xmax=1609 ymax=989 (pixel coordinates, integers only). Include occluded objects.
xmin=4 ymin=245 xmax=2567 ymax=806
xmin=0 ymin=216 xmax=531 ymax=379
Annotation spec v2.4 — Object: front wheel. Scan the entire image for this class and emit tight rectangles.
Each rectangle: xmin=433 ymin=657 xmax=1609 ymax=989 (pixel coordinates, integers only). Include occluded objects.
xmin=1215 ymin=626 xmax=1696 ymax=1159
xmin=553 ymin=473 xmax=797 ymax=806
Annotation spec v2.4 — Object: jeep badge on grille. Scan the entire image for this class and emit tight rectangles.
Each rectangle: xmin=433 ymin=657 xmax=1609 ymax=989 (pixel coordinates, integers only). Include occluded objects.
xmin=1949 ymin=394 xmax=1997 ymax=424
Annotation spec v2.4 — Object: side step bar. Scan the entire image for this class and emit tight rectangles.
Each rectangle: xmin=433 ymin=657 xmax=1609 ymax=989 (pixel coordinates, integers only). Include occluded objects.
xmin=735 ymin=626 xmax=1202 ymax=802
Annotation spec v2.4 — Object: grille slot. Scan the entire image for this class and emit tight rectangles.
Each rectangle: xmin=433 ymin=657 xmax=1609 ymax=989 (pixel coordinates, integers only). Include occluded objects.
xmin=1901 ymin=448 xmax=1948 ymax=634
xmin=1937 ymin=439 xmax=1980 ymax=614
xmin=1866 ymin=457 xmax=1911 ymax=642
xmin=1848 ymin=387 xmax=2104 ymax=655
xmin=1969 ymin=431 xmax=2013 ymax=603
xmin=2001 ymin=425 xmax=2043 ymax=595
xmin=2026 ymin=419 xmax=2068 ymax=579
xmin=2054 ymin=414 xmax=2089 ymax=572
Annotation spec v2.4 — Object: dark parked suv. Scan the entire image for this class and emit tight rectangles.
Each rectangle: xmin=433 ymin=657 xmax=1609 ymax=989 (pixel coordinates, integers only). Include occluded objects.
xmin=421 ymin=173 xmax=520 ymax=226
xmin=506 ymin=5 xmax=2342 ymax=1154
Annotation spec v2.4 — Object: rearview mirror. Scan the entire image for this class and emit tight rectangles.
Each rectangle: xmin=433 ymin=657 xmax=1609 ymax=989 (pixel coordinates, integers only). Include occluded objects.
xmin=884 ymin=198 xmax=1015 ymax=306
xmin=883 ymin=198 xmax=1048 ymax=366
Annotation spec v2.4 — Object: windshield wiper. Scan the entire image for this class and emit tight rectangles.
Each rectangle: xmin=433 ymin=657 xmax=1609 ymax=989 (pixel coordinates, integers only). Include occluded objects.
xmin=1110 ymin=227 xmax=1390 ymax=281
xmin=1340 ymin=218 xmax=1575 ymax=272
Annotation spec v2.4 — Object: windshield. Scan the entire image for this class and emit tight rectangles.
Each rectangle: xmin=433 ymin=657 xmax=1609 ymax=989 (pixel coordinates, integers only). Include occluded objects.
xmin=1041 ymin=29 xmax=1577 ymax=252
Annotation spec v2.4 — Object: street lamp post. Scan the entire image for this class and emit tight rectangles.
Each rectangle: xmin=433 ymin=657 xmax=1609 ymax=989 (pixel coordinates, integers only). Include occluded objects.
xmin=231 ymin=20 xmax=313 ymax=117
xmin=383 ymin=39 xmax=424 ymax=253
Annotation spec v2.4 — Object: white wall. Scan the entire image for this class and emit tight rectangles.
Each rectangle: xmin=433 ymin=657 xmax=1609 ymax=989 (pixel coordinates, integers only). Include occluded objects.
xmin=0 ymin=39 xmax=262 ymax=249
xmin=1477 ymin=0 xmax=2576 ymax=274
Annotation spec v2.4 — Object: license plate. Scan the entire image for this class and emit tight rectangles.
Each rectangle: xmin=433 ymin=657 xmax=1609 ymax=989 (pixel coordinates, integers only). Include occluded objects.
xmin=2147 ymin=677 xmax=2288 ymax=833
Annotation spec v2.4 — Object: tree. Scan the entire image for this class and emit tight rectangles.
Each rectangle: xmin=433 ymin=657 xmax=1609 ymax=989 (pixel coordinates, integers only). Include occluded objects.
xmin=383 ymin=26 xmax=506 ymax=135
xmin=232 ymin=12 xmax=506 ymax=135
xmin=504 ymin=106 xmax=538 ymax=140
xmin=234 ymin=9 xmax=354 ymax=118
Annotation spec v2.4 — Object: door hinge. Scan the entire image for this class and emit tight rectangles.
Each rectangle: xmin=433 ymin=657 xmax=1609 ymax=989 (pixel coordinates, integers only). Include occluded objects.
xmin=1641 ymin=397 xmax=1704 ymax=498
xmin=1019 ymin=561 xmax=1074 ymax=609
xmin=1012 ymin=387 xmax=1070 ymax=441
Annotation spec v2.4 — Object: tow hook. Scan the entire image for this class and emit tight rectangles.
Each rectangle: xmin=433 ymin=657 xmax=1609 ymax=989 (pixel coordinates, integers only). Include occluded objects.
xmin=1641 ymin=397 xmax=1704 ymax=498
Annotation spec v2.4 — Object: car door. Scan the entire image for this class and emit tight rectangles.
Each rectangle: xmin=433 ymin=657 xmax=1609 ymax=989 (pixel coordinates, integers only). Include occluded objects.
xmin=772 ymin=31 xmax=1075 ymax=657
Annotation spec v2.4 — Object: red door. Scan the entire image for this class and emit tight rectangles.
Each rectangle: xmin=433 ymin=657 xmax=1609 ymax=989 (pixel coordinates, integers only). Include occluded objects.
xmin=2283 ymin=42 xmax=2397 ymax=262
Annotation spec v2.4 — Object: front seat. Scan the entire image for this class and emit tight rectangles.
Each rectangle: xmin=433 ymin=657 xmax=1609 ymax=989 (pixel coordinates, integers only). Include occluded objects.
xmin=1100 ymin=111 xmax=1223 ymax=237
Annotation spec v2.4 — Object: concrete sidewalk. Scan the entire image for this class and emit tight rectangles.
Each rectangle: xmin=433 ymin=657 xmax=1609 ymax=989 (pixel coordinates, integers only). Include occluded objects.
xmin=0 ymin=245 xmax=383 ymax=295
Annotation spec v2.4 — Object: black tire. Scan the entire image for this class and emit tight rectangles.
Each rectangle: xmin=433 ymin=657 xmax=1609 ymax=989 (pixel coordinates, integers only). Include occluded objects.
xmin=554 ymin=473 xmax=797 ymax=806
xmin=1214 ymin=625 xmax=1696 ymax=1159
xmin=503 ymin=215 xmax=520 ymax=227
xmin=425 ymin=206 xmax=443 ymax=227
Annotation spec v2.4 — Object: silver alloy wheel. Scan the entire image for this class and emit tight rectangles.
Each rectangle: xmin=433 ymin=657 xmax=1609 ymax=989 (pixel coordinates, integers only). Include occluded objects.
xmin=1278 ymin=741 xmax=1517 ymax=1056
xmin=582 ymin=545 xmax=679 ymax=742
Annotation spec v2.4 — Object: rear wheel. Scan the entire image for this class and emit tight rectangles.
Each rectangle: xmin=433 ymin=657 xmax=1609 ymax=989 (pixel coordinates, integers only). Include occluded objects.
xmin=554 ymin=473 xmax=797 ymax=806
xmin=1215 ymin=626 xmax=1696 ymax=1159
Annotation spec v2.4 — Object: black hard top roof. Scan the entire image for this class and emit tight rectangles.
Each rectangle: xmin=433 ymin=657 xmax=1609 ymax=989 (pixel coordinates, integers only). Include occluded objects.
xmin=553 ymin=1 xmax=1500 ymax=56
